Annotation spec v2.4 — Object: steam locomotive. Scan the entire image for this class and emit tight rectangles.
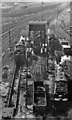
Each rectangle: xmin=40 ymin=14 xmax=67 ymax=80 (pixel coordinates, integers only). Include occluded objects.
xmin=14 ymin=37 xmax=26 ymax=67
xmin=14 ymin=36 xmax=38 ymax=67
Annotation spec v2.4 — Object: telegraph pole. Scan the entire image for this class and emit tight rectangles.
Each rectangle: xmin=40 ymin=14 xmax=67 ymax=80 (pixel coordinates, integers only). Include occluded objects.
xmin=9 ymin=30 xmax=11 ymax=53
xmin=47 ymin=21 xmax=50 ymax=74
xmin=25 ymin=50 xmax=28 ymax=109
xmin=42 ymin=0 xmax=44 ymax=21
xmin=70 ymin=1 xmax=72 ymax=48
xmin=57 ymin=8 xmax=59 ymax=20
xmin=47 ymin=36 xmax=49 ymax=74
xmin=25 ymin=67 xmax=28 ymax=109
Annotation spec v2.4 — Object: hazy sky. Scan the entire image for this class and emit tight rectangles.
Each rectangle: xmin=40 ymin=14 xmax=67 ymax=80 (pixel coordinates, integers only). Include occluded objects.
xmin=1 ymin=0 xmax=71 ymax=2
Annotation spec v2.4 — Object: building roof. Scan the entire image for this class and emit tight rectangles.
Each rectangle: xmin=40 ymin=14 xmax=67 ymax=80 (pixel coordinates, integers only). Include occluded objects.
xmin=29 ymin=21 xmax=47 ymax=25
xmin=62 ymin=45 xmax=71 ymax=48
xmin=29 ymin=21 xmax=48 ymax=31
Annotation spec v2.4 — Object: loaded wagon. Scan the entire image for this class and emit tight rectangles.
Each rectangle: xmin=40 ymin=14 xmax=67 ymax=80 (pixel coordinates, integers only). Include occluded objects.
xmin=33 ymin=81 xmax=47 ymax=116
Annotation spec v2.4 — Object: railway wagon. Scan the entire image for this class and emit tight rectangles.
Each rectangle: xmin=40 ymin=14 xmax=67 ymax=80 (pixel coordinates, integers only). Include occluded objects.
xmin=62 ymin=45 xmax=72 ymax=56
xmin=54 ymin=79 xmax=68 ymax=101
xmin=61 ymin=56 xmax=72 ymax=80
xmin=48 ymin=59 xmax=55 ymax=74
xmin=66 ymin=58 xmax=72 ymax=80
xmin=62 ymin=56 xmax=72 ymax=101
xmin=54 ymin=74 xmax=69 ymax=115
xmin=54 ymin=66 xmax=68 ymax=102
xmin=33 ymin=81 xmax=47 ymax=116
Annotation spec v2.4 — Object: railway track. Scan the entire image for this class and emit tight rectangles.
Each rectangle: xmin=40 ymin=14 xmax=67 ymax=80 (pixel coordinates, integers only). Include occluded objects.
xmin=1 ymin=3 xmax=71 ymax=119
xmin=2 ymin=65 xmax=22 ymax=118
xmin=2 ymin=3 xmax=61 ymax=34
xmin=7 ymin=65 xmax=21 ymax=116
xmin=2 ymin=63 xmax=71 ymax=119
xmin=2 ymin=64 xmax=38 ymax=119
xmin=53 ymin=24 xmax=70 ymax=41
xmin=2 ymin=4 xmax=69 ymax=54
xmin=51 ymin=25 xmax=68 ymax=39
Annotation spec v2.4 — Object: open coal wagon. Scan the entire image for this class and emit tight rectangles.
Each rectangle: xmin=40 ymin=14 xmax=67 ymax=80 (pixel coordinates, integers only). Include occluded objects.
xmin=33 ymin=81 xmax=47 ymax=116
